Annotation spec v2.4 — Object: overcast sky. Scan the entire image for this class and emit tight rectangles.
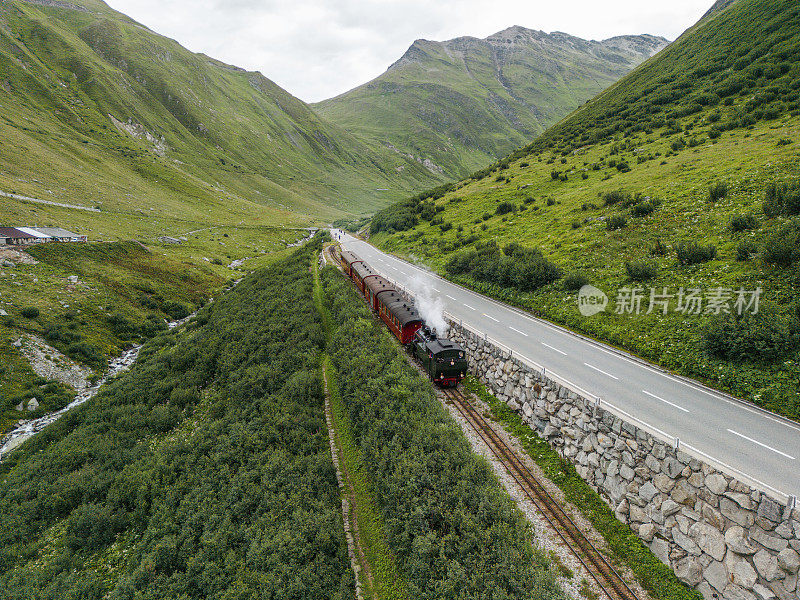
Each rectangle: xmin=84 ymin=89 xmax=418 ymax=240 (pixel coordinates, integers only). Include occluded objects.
xmin=106 ymin=0 xmax=713 ymax=103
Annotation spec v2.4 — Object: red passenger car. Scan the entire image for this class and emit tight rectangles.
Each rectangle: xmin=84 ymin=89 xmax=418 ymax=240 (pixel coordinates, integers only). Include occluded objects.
xmin=339 ymin=250 xmax=363 ymax=278
xmin=337 ymin=248 xmax=423 ymax=344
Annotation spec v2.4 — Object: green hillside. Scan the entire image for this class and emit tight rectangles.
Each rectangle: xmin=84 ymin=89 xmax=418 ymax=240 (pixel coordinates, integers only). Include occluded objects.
xmin=314 ymin=27 xmax=667 ymax=179
xmin=0 ymin=0 xmax=443 ymax=233
xmin=371 ymin=0 xmax=800 ymax=420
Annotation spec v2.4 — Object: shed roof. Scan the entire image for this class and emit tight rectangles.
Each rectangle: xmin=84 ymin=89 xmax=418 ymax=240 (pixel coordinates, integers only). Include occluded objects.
xmin=16 ymin=227 xmax=51 ymax=239
xmin=0 ymin=227 xmax=35 ymax=239
xmin=31 ymin=227 xmax=79 ymax=238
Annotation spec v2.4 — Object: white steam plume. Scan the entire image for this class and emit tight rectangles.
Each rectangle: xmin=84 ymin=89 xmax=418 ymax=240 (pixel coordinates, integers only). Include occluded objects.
xmin=407 ymin=271 xmax=448 ymax=337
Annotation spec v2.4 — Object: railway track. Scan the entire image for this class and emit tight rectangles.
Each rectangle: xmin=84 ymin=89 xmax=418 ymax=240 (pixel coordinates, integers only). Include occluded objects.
xmin=442 ymin=387 xmax=641 ymax=600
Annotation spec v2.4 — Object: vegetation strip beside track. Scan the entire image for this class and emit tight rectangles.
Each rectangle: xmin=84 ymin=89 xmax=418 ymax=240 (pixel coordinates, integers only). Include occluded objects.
xmin=463 ymin=377 xmax=701 ymax=600
xmin=314 ymin=259 xmax=410 ymax=600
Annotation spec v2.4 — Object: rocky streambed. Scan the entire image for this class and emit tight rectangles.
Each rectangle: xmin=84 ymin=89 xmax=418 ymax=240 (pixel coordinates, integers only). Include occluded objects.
xmin=0 ymin=314 xmax=194 ymax=459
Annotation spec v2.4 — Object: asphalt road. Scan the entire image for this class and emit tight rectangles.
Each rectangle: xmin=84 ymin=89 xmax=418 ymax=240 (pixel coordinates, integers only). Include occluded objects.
xmin=334 ymin=230 xmax=800 ymax=502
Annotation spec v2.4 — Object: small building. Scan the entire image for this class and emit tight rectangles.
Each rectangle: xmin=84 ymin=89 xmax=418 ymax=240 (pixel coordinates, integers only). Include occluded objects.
xmin=30 ymin=227 xmax=87 ymax=242
xmin=0 ymin=227 xmax=36 ymax=245
xmin=16 ymin=227 xmax=52 ymax=243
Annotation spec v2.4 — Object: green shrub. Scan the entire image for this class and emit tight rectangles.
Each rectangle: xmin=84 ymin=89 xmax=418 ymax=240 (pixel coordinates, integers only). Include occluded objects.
xmin=370 ymin=198 xmax=419 ymax=234
xmin=736 ymin=240 xmax=758 ymax=261
xmin=495 ymin=201 xmax=516 ymax=215
xmin=162 ymin=301 xmax=190 ymax=320
xmin=564 ymin=273 xmax=590 ymax=290
xmin=729 ymin=214 xmax=758 ymax=232
xmin=708 ymin=181 xmax=729 ymax=202
xmin=763 ymin=181 xmax=800 ymax=217
xmin=602 ymin=190 xmax=629 ymax=206
xmin=606 ymin=214 xmax=628 ymax=230
xmin=20 ymin=307 xmax=39 ymax=319
xmin=546 ymin=197 xmax=556 ymax=206
xmin=0 ymin=238 xmax=354 ymax=599
xmin=761 ymin=218 xmax=800 ymax=266
xmin=675 ymin=241 xmax=717 ymax=265
xmin=630 ymin=202 xmax=655 ymax=217
xmin=625 ymin=261 xmax=659 ymax=281
xmin=703 ymin=309 xmax=799 ymax=362
xmin=446 ymin=243 xmax=562 ymax=292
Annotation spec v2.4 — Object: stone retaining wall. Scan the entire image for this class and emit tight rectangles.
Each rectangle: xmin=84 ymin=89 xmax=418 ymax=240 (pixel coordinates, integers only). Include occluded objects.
xmin=448 ymin=323 xmax=800 ymax=600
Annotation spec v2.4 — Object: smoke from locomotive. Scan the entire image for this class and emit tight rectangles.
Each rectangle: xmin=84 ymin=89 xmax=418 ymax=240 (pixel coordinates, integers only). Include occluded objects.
xmin=408 ymin=272 xmax=448 ymax=337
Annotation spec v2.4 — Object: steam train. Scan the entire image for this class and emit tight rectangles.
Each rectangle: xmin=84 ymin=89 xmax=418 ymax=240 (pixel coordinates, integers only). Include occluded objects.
xmin=338 ymin=249 xmax=468 ymax=387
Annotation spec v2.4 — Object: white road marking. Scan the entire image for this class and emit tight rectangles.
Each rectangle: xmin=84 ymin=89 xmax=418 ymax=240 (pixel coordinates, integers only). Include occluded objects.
xmin=584 ymin=363 xmax=619 ymax=380
xmin=398 ymin=270 xmax=407 ymax=275
xmin=446 ymin=295 xmax=457 ymax=300
xmin=682 ymin=441 xmax=789 ymax=499
xmin=483 ymin=313 xmax=499 ymax=322
xmin=463 ymin=304 xmax=476 ymax=310
xmin=727 ymin=429 xmax=796 ymax=460
xmin=642 ymin=390 xmax=690 ymax=414
xmin=508 ymin=326 xmax=528 ymax=337
xmin=432 ymin=287 xmax=440 ymax=292
xmin=541 ymin=342 xmax=567 ymax=356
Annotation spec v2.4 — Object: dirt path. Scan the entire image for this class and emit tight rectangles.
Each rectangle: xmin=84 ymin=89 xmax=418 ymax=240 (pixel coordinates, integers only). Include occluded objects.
xmin=322 ymin=363 xmax=373 ymax=600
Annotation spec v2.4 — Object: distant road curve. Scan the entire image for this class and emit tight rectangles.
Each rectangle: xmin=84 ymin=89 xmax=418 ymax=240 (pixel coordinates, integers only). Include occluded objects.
xmin=1 ymin=190 xmax=101 ymax=212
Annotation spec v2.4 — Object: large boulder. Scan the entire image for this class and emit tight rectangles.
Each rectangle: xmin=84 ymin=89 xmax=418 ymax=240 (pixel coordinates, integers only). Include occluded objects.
xmin=777 ymin=548 xmax=800 ymax=574
xmin=675 ymin=556 xmax=704 ymax=586
xmin=726 ymin=526 xmax=758 ymax=556
xmin=725 ymin=554 xmax=758 ymax=590
xmin=753 ymin=549 xmax=781 ymax=582
xmin=691 ymin=521 xmax=727 ymax=561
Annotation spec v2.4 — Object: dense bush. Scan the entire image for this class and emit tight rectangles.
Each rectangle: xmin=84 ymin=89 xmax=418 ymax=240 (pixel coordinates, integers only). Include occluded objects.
xmin=703 ymin=309 xmax=799 ymax=362
xmin=495 ymin=201 xmax=516 ymax=215
xmin=162 ymin=300 xmax=190 ymax=320
xmin=20 ymin=306 xmax=39 ymax=319
xmin=737 ymin=240 xmax=758 ymax=261
xmin=630 ymin=201 xmax=655 ymax=217
xmin=708 ymin=181 xmax=728 ymax=202
xmin=650 ymin=238 xmax=668 ymax=256
xmin=761 ymin=218 xmax=800 ymax=266
xmin=370 ymin=199 xmax=420 ymax=234
xmin=603 ymin=190 xmax=629 ymax=206
xmin=563 ymin=273 xmax=590 ymax=290
xmin=729 ymin=213 xmax=758 ymax=232
xmin=322 ymin=269 xmax=565 ymax=600
xmin=675 ymin=241 xmax=717 ymax=265
xmin=625 ymin=261 xmax=659 ymax=281
xmin=446 ymin=242 xmax=562 ymax=293
xmin=763 ymin=181 xmax=800 ymax=217
xmin=0 ymin=238 xmax=354 ymax=600
xmin=606 ymin=214 xmax=628 ymax=230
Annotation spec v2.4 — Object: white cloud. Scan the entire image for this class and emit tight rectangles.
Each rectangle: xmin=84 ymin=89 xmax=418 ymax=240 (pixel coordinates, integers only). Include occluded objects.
xmin=106 ymin=0 xmax=713 ymax=102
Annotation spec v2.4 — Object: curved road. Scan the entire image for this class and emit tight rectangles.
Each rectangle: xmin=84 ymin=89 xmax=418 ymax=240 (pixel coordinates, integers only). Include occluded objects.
xmin=334 ymin=230 xmax=800 ymax=503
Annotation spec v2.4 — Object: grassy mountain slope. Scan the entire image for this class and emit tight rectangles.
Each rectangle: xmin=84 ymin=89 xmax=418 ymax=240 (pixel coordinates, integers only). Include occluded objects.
xmin=314 ymin=27 xmax=668 ymax=179
xmin=0 ymin=0 xmax=443 ymax=230
xmin=371 ymin=0 xmax=800 ymax=420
